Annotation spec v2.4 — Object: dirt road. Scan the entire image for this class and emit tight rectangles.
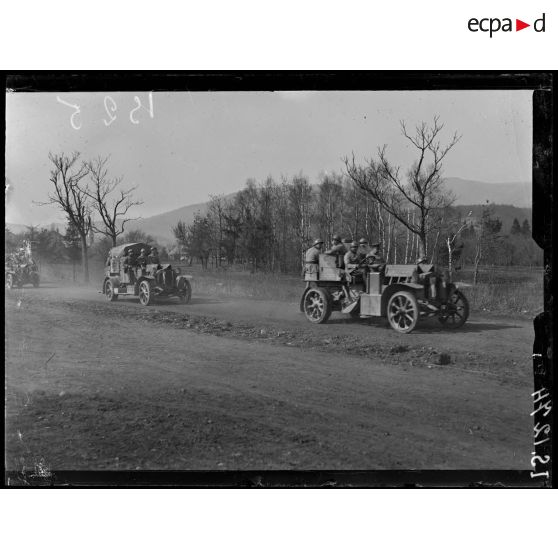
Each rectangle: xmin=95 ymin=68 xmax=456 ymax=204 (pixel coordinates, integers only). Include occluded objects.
xmin=5 ymin=283 xmax=534 ymax=471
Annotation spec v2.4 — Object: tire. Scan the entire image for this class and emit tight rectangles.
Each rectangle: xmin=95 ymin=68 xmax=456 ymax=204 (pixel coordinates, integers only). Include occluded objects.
xmin=138 ymin=279 xmax=153 ymax=306
xmin=299 ymin=288 xmax=309 ymax=312
xmin=104 ymin=279 xmax=118 ymax=302
xmin=6 ymin=274 xmax=14 ymax=289
xmin=387 ymin=290 xmax=419 ymax=334
xmin=303 ymin=287 xmax=332 ymax=324
xmin=178 ymin=278 xmax=192 ymax=304
xmin=438 ymin=290 xmax=469 ymax=329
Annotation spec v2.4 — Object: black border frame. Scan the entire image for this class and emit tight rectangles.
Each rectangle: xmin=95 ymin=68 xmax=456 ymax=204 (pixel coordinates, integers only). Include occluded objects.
xmin=2 ymin=71 xmax=554 ymax=488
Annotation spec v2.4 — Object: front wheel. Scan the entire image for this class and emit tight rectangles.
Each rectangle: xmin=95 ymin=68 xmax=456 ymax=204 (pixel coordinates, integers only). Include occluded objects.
xmin=387 ymin=290 xmax=419 ymax=334
xmin=303 ymin=287 xmax=332 ymax=324
xmin=178 ymin=278 xmax=192 ymax=304
xmin=138 ymin=279 xmax=153 ymax=306
xmin=439 ymin=290 xmax=469 ymax=328
xmin=104 ymin=279 xmax=118 ymax=301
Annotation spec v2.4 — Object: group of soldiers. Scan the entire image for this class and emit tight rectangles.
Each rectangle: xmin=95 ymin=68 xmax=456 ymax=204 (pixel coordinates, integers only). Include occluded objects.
xmin=106 ymin=246 xmax=160 ymax=269
xmin=305 ymin=234 xmax=385 ymax=280
xmin=5 ymin=247 xmax=34 ymax=268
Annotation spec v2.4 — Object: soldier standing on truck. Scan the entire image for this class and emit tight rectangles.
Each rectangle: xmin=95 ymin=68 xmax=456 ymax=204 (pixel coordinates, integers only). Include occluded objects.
xmin=304 ymin=239 xmax=324 ymax=275
xmin=137 ymin=248 xmax=148 ymax=269
xmin=121 ymin=248 xmax=136 ymax=282
xmin=325 ymin=234 xmax=347 ymax=268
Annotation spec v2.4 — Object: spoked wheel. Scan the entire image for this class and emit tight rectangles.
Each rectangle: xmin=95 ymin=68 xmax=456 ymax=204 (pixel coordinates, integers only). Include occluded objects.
xmin=6 ymin=274 xmax=14 ymax=290
xmin=387 ymin=290 xmax=419 ymax=334
xmin=138 ymin=280 xmax=153 ymax=306
xmin=178 ymin=278 xmax=192 ymax=304
xmin=439 ymin=290 xmax=469 ymax=329
xmin=104 ymin=279 xmax=118 ymax=301
xmin=303 ymin=287 xmax=332 ymax=324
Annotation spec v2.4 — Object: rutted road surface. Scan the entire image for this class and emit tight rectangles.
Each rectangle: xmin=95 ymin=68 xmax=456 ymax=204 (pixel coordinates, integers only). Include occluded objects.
xmin=5 ymin=284 xmax=534 ymax=470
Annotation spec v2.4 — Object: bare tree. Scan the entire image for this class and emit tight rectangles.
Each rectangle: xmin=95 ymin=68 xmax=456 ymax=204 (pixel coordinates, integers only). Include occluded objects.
xmin=84 ymin=156 xmax=142 ymax=247
xmin=45 ymin=152 xmax=92 ymax=282
xmin=344 ymin=116 xmax=460 ymax=259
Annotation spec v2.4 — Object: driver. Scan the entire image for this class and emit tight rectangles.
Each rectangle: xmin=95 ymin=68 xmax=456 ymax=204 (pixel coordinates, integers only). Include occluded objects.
xmin=365 ymin=242 xmax=386 ymax=272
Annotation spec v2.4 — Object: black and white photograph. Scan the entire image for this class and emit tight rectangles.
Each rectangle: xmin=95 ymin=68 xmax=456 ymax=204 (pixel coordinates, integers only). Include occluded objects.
xmin=3 ymin=74 xmax=552 ymax=485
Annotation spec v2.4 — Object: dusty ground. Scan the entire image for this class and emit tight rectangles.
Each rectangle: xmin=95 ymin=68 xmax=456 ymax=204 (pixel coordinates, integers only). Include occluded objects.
xmin=5 ymin=283 xmax=534 ymax=472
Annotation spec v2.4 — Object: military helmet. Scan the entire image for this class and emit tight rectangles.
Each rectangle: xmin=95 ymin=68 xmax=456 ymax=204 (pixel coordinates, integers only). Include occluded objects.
xmin=140 ymin=248 xmax=147 ymax=254
xmin=332 ymin=234 xmax=342 ymax=242
xmin=358 ymin=237 xmax=368 ymax=245
xmin=150 ymin=247 xmax=158 ymax=253
xmin=350 ymin=241 xmax=359 ymax=248
xmin=313 ymin=239 xmax=324 ymax=246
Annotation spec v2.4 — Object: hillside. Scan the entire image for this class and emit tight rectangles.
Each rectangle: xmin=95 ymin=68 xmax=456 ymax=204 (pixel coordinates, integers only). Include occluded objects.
xmin=443 ymin=177 xmax=531 ymax=207
xmin=451 ymin=205 xmax=532 ymax=235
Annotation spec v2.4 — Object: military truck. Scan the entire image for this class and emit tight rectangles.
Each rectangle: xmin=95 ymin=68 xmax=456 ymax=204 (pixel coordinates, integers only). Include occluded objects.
xmin=102 ymin=242 xmax=192 ymax=306
xmin=5 ymin=258 xmax=40 ymax=289
xmin=301 ymin=254 xmax=469 ymax=333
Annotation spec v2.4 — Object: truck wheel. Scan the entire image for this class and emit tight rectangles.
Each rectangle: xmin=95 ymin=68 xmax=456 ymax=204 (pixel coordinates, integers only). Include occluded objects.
xmin=178 ymin=278 xmax=192 ymax=303
xmin=387 ymin=290 xmax=419 ymax=333
xmin=104 ymin=279 xmax=118 ymax=301
xmin=138 ymin=280 xmax=153 ymax=306
xmin=303 ymin=287 xmax=332 ymax=324
xmin=299 ymin=288 xmax=309 ymax=312
xmin=439 ymin=290 xmax=469 ymax=328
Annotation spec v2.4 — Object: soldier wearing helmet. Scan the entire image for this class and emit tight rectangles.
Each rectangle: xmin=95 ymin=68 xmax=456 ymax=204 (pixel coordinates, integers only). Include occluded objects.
xmin=365 ymin=241 xmax=386 ymax=272
xmin=344 ymin=241 xmax=363 ymax=267
xmin=324 ymin=233 xmax=347 ymax=267
xmin=357 ymin=237 xmax=370 ymax=258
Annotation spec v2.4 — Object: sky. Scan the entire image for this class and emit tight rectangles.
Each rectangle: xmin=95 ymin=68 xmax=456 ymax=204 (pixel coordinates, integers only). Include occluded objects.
xmin=5 ymin=89 xmax=532 ymax=227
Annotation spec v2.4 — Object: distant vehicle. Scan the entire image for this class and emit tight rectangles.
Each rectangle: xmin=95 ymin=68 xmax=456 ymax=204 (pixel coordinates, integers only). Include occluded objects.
xmin=301 ymin=254 xmax=469 ymax=333
xmin=102 ymin=242 xmax=192 ymax=306
xmin=5 ymin=258 xmax=40 ymax=289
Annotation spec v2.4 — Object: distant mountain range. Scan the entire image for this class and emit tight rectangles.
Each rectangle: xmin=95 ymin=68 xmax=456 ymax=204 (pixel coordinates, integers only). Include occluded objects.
xmin=6 ymin=178 xmax=532 ymax=244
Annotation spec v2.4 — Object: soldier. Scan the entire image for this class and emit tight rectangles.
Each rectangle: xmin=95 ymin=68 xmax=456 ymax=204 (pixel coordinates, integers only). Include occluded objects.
xmin=147 ymin=247 xmax=160 ymax=265
xmin=324 ymin=234 xmax=347 ymax=268
xmin=121 ymin=247 xmax=136 ymax=281
xmin=304 ymin=239 xmax=324 ymax=275
xmin=344 ymin=241 xmax=364 ymax=284
xmin=344 ymin=241 xmax=363 ymax=267
xmin=136 ymin=248 xmax=148 ymax=268
xmin=366 ymin=242 xmax=385 ymax=270
xmin=358 ymin=238 xmax=369 ymax=258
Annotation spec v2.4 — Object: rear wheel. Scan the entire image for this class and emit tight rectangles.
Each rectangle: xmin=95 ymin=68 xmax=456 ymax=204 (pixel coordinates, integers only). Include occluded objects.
xmin=138 ymin=280 xmax=153 ymax=306
xmin=303 ymin=287 xmax=332 ymax=324
xmin=104 ymin=279 xmax=118 ymax=301
xmin=439 ymin=290 xmax=469 ymax=328
xmin=387 ymin=290 xmax=419 ymax=333
xmin=178 ymin=279 xmax=192 ymax=303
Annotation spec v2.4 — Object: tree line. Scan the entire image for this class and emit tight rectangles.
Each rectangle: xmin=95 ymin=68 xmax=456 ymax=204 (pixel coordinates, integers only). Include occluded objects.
xmin=172 ymin=118 xmax=541 ymax=277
